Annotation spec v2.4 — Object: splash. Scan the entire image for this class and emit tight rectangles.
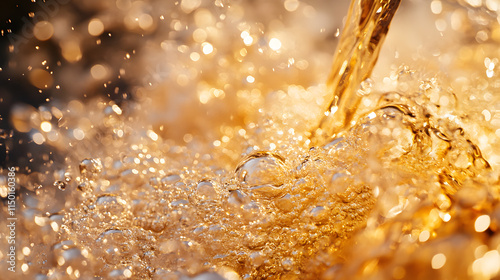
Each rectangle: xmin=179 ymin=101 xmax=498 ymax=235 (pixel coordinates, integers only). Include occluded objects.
xmin=1 ymin=0 xmax=500 ymax=279
xmin=312 ymin=0 xmax=401 ymax=144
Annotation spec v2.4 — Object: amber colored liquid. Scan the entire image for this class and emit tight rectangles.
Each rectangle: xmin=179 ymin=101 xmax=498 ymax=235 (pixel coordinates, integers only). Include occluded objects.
xmin=312 ymin=0 xmax=401 ymax=144
xmin=4 ymin=0 xmax=500 ymax=279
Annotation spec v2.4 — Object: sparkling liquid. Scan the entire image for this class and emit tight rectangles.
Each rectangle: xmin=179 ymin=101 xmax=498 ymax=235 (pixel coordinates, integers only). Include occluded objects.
xmin=2 ymin=0 xmax=500 ymax=280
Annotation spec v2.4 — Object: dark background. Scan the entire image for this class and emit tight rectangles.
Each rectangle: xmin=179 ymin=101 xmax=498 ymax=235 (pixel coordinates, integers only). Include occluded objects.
xmin=0 ymin=1 xmax=48 ymax=170
xmin=0 ymin=1 xmax=134 ymax=171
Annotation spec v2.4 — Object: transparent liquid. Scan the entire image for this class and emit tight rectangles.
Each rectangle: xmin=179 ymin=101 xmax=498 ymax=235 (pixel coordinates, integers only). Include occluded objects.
xmin=312 ymin=0 xmax=401 ymax=144
xmin=2 ymin=0 xmax=500 ymax=280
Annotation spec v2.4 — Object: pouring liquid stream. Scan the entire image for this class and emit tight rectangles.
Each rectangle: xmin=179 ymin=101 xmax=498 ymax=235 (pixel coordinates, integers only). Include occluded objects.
xmin=312 ymin=0 xmax=401 ymax=144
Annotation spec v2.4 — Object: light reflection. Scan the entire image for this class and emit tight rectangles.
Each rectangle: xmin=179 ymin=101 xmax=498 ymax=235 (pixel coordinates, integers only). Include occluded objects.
xmin=431 ymin=253 xmax=447 ymax=269
xmin=88 ymin=19 xmax=105 ymax=36
xmin=3 ymin=0 xmax=500 ymax=279
xmin=33 ymin=21 xmax=54 ymax=41
xmin=269 ymin=38 xmax=282 ymax=51
xmin=474 ymin=215 xmax=491 ymax=232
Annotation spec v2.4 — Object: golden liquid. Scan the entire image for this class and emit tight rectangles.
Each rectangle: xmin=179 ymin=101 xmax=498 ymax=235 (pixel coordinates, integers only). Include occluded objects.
xmin=2 ymin=0 xmax=500 ymax=280
xmin=312 ymin=0 xmax=401 ymax=144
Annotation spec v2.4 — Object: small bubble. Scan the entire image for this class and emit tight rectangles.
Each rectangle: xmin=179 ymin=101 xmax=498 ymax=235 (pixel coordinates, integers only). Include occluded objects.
xmin=79 ymin=158 xmax=103 ymax=179
xmin=308 ymin=206 xmax=329 ymax=223
xmin=54 ymin=180 xmax=66 ymax=191
xmin=244 ymin=232 xmax=267 ymax=249
xmin=161 ymin=174 xmax=181 ymax=186
xmin=282 ymin=258 xmax=294 ymax=271
xmin=196 ymin=180 xmax=218 ymax=201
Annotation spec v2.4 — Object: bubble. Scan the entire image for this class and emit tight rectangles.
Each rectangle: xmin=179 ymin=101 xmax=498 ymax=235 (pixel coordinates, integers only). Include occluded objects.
xmin=308 ymin=205 xmax=329 ymax=223
xmin=8 ymin=1 xmax=500 ymax=279
xmin=79 ymin=158 xmax=103 ymax=179
xmin=241 ymin=201 xmax=262 ymax=219
xmin=328 ymin=171 xmax=351 ymax=194
xmin=96 ymin=195 xmax=126 ymax=216
xmin=73 ymin=128 xmax=85 ymax=140
xmin=324 ymin=137 xmax=346 ymax=154
xmin=249 ymin=251 xmax=265 ymax=267
xmin=96 ymin=229 xmax=133 ymax=263
xmin=52 ymin=240 xmax=90 ymax=277
xmin=275 ymin=193 xmax=294 ymax=212
xmin=77 ymin=182 xmax=92 ymax=192
xmin=108 ymin=268 xmax=133 ymax=279
xmin=54 ymin=180 xmax=66 ymax=191
xmin=226 ymin=190 xmax=247 ymax=209
xmin=244 ymin=232 xmax=268 ymax=249
xmin=171 ymin=199 xmax=189 ymax=207
xmin=161 ymin=174 xmax=182 ymax=186
xmin=159 ymin=240 xmax=179 ymax=254
xmin=235 ymin=151 xmax=288 ymax=198
xmin=282 ymin=258 xmax=294 ymax=271
xmin=196 ymin=180 xmax=218 ymax=201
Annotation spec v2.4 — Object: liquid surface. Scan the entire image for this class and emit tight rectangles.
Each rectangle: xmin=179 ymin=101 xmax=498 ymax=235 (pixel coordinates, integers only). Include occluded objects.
xmin=1 ymin=0 xmax=500 ymax=280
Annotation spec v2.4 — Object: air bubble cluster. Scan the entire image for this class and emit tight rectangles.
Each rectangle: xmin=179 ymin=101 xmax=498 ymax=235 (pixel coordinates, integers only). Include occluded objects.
xmin=1 ymin=1 xmax=500 ymax=280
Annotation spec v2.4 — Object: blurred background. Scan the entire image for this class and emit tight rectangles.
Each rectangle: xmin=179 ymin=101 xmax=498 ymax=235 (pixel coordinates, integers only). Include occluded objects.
xmin=0 ymin=0 xmax=351 ymax=172
xmin=2 ymin=0 xmax=499 ymax=172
